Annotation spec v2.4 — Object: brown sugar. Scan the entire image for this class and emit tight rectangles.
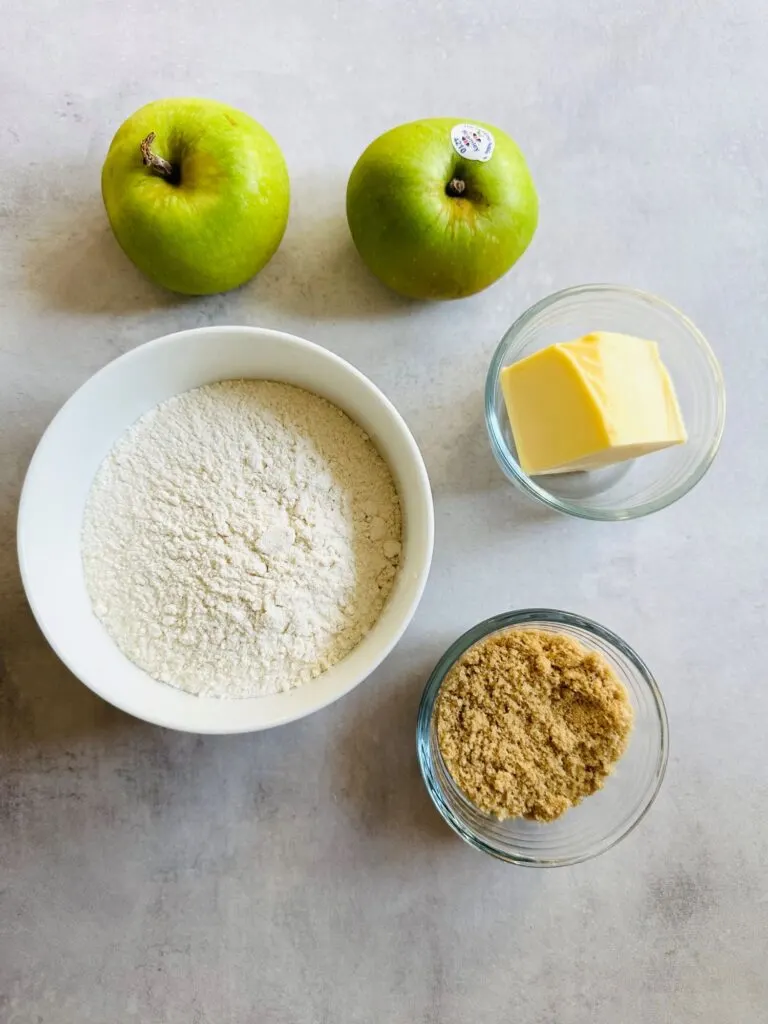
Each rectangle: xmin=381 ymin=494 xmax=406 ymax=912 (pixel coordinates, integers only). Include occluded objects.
xmin=436 ymin=628 xmax=634 ymax=822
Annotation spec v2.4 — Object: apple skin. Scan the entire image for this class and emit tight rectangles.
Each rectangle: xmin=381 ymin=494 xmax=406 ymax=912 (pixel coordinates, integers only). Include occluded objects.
xmin=102 ymin=98 xmax=290 ymax=295
xmin=346 ymin=118 xmax=538 ymax=300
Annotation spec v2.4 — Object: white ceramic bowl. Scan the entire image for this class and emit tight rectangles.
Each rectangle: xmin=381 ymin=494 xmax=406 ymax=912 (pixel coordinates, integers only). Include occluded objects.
xmin=18 ymin=326 xmax=434 ymax=733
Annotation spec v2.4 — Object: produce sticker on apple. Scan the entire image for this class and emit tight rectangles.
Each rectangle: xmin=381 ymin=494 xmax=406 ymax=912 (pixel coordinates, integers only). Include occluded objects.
xmin=450 ymin=123 xmax=495 ymax=162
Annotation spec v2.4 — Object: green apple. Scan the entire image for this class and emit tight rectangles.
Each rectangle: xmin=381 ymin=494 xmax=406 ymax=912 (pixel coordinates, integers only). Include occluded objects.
xmin=102 ymin=98 xmax=290 ymax=295
xmin=346 ymin=118 xmax=538 ymax=299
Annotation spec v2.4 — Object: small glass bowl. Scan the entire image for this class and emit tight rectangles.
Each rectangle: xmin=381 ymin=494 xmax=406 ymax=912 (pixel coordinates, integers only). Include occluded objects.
xmin=416 ymin=609 xmax=669 ymax=867
xmin=485 ymin=285 xmax=725 ymax=520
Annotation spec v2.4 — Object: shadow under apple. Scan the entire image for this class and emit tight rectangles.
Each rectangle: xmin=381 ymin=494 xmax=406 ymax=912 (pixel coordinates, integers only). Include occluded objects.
xmin=24 ymin=169 xmax=428 ymax=333
xmin=248 ymin=209 xmax=418 ymax=322
xmin=25 ymin=198 xmax=185 ymax=317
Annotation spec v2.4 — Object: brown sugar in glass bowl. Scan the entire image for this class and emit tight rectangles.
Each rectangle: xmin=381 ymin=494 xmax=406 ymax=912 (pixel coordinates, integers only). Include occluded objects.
xmin=436 ymin=629 xmax=634 ymax=823
xmin=417 ymin=609 xmax=668 ymax=867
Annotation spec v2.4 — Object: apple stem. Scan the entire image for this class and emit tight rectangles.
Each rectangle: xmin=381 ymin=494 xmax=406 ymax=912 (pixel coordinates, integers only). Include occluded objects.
xmin=446 ymin=178 xmax=466 ymax=197
xmin=140 ymin=132 xmax=178 ymax=184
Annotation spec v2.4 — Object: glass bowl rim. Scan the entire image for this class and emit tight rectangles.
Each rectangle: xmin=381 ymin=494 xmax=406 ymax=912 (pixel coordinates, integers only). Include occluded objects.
xmin=416 ymin=607 xmax=670 ymax=867
xmin=484 ymin=283 xmax=726 ymax=521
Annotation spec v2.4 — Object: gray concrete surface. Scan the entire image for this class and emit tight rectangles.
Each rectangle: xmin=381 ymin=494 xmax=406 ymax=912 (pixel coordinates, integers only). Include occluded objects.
xmin=1 ymin=2 xmax=766 ymax=1022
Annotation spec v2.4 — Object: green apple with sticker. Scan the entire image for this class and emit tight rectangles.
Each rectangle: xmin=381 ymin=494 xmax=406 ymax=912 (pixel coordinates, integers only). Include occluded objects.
xmin=101 ymin=98 xmax=290 ymax=295
xmin=346 ymin=119 xmax=538 ymax=299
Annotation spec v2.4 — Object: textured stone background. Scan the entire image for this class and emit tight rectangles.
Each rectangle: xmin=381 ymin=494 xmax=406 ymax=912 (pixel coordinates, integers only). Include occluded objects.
xmin=1 ymin=2 xmax=766 ymax=1022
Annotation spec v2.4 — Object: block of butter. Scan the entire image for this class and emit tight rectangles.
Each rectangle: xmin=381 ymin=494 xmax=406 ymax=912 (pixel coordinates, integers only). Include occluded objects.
xmin=500 ymin=332 xmax=687 ymax=475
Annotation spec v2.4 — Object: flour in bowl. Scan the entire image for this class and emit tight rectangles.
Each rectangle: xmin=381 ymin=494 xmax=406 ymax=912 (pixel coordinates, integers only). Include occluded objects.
xmin=81 ymin=380 xmax=402 ymax=698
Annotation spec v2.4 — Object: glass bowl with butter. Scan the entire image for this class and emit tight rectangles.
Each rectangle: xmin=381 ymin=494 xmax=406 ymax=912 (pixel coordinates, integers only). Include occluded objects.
xmin=416 ymin=609 xmax=669 ymax=867
xmin=485 ymin=284 xmax=725 ymax=520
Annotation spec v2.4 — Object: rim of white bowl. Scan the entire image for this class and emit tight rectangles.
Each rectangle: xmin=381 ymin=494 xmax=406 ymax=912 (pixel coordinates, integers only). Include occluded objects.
xmin=485 ymin=284 xmax=727 ymax=521
xmin=17 ymin=326 xmax=435 ymax=733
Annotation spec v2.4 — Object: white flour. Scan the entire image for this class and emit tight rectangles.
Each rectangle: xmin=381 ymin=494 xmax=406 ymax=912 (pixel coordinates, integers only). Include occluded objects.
xmin=81 ymin=380 xmax=402 ymax=698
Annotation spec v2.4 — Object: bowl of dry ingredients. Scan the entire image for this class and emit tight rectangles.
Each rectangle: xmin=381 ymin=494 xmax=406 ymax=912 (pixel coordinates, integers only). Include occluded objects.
xmin=417 ymin=610 xmax=668 ymax=866
xmin=18 ymin=326 xmax=433 ymax=733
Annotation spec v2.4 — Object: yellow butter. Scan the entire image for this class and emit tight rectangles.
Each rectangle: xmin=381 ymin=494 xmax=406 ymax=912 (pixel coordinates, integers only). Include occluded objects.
xmin=500 ymin=332 xmax=687 ymax=475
